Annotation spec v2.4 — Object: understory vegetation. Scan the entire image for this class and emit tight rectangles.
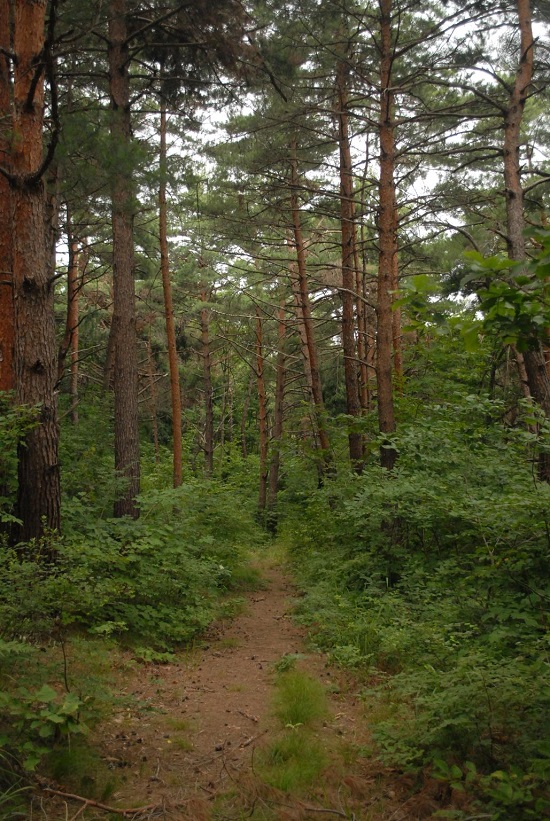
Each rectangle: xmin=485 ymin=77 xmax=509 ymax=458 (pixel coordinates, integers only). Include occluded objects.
xmin=282 ymin=397 xmax=550 ymax=819
xmin=2 ymin=335 xmax=549 ymax=821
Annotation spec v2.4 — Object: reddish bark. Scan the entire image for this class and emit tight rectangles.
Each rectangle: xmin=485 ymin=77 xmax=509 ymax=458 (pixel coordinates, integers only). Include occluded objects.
xmin=0 ymin=0 xmax=14 ymax=393
xmin=159 ymin=104 xmax=183 ymax=487
xmin=504 ymin=0 xmax=550 ymax=481
xmin=376 ymin=0 xmax=398 ymax=470
xmin=11 ymin=0 xmax=60 ymax=539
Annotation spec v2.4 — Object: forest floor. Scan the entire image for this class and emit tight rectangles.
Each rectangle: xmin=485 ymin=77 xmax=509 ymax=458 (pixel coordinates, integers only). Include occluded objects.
xmin=38 ymin=551 xmax=449 ymax=821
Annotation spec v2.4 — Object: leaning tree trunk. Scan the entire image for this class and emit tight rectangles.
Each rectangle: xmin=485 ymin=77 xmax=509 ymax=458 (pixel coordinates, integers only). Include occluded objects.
xmin=336 ymin=59 xmax=363 ymax=471
xmin=108 ymin=0 xmax=140 ymax=517
xmin=377 ymin=0 xmax=398 ymax=470
xmin=504 ymin=0 xmax=550 ymax=481
xmin=159 ymin=103 xmax=183 ymax=487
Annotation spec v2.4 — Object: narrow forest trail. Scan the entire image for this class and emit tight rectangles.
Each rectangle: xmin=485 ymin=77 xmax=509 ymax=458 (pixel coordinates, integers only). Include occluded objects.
xmin=42 ymin=555 xmax=440 ymax=820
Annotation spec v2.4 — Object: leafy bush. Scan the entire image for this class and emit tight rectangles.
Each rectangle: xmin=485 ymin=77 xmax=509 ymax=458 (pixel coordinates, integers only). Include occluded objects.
xmin=282 ymin=397 xmax=550 ymax=818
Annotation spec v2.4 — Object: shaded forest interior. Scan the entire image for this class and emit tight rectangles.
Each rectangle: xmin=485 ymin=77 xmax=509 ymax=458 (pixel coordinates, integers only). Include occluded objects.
xmin=0 ymin=0 xmax=549 ymax=818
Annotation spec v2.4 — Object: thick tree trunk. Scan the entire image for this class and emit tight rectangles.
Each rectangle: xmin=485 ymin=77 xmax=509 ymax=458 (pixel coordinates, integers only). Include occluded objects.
xmin=255 ymin=309 xmax=268 ymax=513
xmin=0 ymin=1 xmax=14 ymax=393
xmin=289 ymin=142 xmax=333 ymax=473
xmin=336 ymin=60 xmax=363 ymax=470
xmin=11 ymin=0 xmax=60 ymax=540
xmin=268 ymin=302 xmax=286 ymax=520
xmin=200 ymin=289 xmax=214 ymax=476
xmin=109 ymin=0 xmax=140 ymax=517
xmin=505 ymin=0 xmax=550 ymax=481
xmin=377 ymin=0 xmax=398 ymax=470
xmin=159 ymin=104 xmax=183 ymax=487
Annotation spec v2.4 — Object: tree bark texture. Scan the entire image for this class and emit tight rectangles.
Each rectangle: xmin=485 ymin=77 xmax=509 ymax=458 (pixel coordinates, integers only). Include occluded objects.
xmin=109 ymin=0 xmax=140 ymax=517
xmin=336 ymin=59 xmax=363 ymax=470
xmin=289 ymin=141 xmax=333 ymax=472
xmin=505 ymin=0 xmax=550 ymax=481
xmin=159 ymin=104 xmax=183 ymax=487
xmin=0 ymin=0 xmax=14 ymax=393
xmin=377 ymin=0 xmax=398 ymax=470
xmin=9 ymin=0 xmax=61 ymax=540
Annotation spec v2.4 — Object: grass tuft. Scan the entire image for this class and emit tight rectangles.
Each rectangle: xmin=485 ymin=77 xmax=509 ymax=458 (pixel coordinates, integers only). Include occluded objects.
xmin=273 ymin=671 xmax=328 ymax=728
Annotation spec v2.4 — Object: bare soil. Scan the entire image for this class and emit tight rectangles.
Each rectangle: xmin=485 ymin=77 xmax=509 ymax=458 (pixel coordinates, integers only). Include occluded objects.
xmin=39 ymin=557 xmax=449 ymax=820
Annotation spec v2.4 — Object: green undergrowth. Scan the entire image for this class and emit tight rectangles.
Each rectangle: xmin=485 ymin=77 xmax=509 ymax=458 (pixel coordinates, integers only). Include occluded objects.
xmin=280 ymin=399 xmax=550 ymax=820
xmin=0 ymin=471 xmax=266 ymax=786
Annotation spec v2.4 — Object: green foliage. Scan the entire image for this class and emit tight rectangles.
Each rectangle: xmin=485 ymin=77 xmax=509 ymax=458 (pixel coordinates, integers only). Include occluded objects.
xmin=0 ymin=396 xmax=39 ymax=523
xmin=464 ymin=231 xmax=550 ymax=351
xmin=0 ymin=686 xmax=90 ymax=771
xmin=281 ymin=393 xmax=550 ymax=818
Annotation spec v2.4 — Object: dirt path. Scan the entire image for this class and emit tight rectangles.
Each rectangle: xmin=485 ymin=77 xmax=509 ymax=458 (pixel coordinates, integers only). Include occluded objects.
xmin=43 ymin=559 xmax=436 ymax=820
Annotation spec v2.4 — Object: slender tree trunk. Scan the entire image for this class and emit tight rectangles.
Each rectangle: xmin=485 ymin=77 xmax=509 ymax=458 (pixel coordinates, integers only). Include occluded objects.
xmin=0 ymin=0 xmax=14 ymax=394
xmin=57 ymin=228 xmax=80 ymax=423
xmin=240 ymin=375 xmax=253 ymax=458
xmin=268 ymin=301 xmax=286 ymax=520
xmin=200 ymin=289 xmax=214 ymax=476
xmin=336 ymin=59 xmax=363 ymax=470
xmin=504 ymin=0 xmax=550 ymax=481
xmin=108 ymin=0 xmax=140 ymax=517
xmin=255 ymin=308 xmax=268 ymax=513
xmin=392 ymin=252 xmax=403 ymax=385
xmin=289 ymin=259 xmax=314 ymax=396
xmin=159 ymin=103 xmax=183 ymax=487
xmin=289 ymin=141 xmax=332 ymax=472
xmin=377 ymin=0 xmax=398 ymax=470
xmin=146 ymin=337 xmax=160 ymax=463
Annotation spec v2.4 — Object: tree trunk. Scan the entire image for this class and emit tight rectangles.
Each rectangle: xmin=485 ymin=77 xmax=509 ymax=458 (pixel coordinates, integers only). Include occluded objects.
xmin=159 ymin=103 xmax=183 ymax=487
xmin=255 ymin=308 xmax=268 ymax=514
xmin=57 ymin=229 xmax=80 ymax=423
xmin=377 ymin=0 xmax=398 ymax=470
xmin=109 ymin=0 xmax=140 ymax=517
xmin=200 ymin=289 xmax=214 ymax=476
xmin=336 ymin=59 xmax=363 ymax=471
xmin=0 ymin=0 xmax=14 ymax=393
xmin=11 ymin=0 xmax=60 ymax=541
xmin=240 ymin=375 xmax=253 ymax=459
xmin=146 ymin=337 xmax=160 ymax=463
xmin=289 ymin=141 xmax=333 ymax=473
xmin=504 ymin=0 xmax=550 ymax=481
xmin=268 ymin=301 xmax=286 ymax=521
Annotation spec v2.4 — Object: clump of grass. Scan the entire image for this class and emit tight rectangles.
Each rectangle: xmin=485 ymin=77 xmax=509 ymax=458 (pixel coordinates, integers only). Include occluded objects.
xmin=273 ymin=671 xmax=328 ymax=728
xmin=259 ymin=730 xmax=327 ymax=792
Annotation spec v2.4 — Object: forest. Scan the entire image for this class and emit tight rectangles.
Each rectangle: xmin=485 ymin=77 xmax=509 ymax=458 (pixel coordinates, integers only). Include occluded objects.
xmin=0 ymin=0 xmax=549 ymax=818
